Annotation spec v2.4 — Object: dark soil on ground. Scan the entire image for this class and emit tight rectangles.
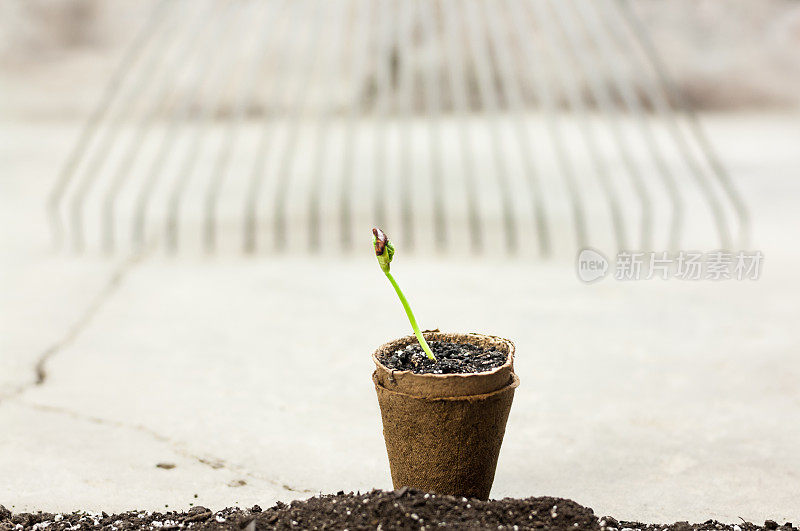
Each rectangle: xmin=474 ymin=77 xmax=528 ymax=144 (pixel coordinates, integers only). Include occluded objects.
xmin=380 ymin=340 xmax=507 ymax=374
xmin=1 ymin=489 xmax=793 ymax=531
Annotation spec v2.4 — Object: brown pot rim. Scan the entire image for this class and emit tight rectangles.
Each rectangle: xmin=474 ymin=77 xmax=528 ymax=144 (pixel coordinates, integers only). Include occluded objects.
xmin=372 ymin=371 xmax=520 ymax=402
xmin=372 ymin=330 xmax=515 ymax=381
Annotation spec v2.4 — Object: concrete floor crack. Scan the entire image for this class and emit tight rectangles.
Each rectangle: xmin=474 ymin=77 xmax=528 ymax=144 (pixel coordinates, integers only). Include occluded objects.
xmin=13 ymin=399 xmax=313 ymax=495
xmin=1 ymin=250 xmax=148 ymax=401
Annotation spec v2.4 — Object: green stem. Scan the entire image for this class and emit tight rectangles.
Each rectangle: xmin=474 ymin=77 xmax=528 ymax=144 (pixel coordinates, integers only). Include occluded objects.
xmin=385 ymin=271 xmax=436 ymax=361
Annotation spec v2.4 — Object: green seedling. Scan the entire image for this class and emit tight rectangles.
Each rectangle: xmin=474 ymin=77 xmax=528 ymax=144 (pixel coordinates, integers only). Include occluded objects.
xmin=372 ymin=227 xmax=436 ymax=362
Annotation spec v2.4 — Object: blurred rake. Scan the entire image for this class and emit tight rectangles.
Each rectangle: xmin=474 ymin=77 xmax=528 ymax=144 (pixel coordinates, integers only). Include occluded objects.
xmin=48 ymin=0 xmax=749 ymax=257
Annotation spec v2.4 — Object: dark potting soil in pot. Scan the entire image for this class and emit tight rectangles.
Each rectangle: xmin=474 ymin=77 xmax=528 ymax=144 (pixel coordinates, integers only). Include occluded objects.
xmin=2 ymin=490 xmax=788 ymax=530
xmin=379 ymin=340 xmax=507 ymax=374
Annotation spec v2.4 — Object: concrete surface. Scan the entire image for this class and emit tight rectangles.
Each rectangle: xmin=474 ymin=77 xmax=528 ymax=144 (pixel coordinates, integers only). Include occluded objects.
xmin=1 ymin=111 xmax=800 ymax=524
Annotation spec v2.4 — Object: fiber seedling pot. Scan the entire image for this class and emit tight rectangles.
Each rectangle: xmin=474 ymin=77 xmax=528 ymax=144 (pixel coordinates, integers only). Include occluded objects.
xmin=372 ymin=331 xmax=519 ymax=500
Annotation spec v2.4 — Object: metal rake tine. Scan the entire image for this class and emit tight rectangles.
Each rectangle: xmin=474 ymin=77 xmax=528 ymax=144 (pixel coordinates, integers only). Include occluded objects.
xmin=608 ymin=0 xmax=734 ymax=249
xmin=396 ymin=0 xmax=416 ymax=250
xmin=338 ymin=0 xmax=373 ymax=251
xmin=271 ymin=0 xmax=328 ymax=252
xmin=100 ymin=1 xmax=213 ymax=254
xmin=505 ymin=0 xmax=588 ymax=250
xmin=460 ymin=0 xmax=518 ymax=254
xmin=577 ymin=0 xmax=683 ymax=252
xmin=307 ymin=0 xmax=349 ymax=252
xmin=371 ymin=0 xmax=393 ymax=232
xmin=48 ymin=0 xmax=170 ymax=251
xmin=165 ymin=1 xmax=252 ymax=253
xmin=47 ymin=0 xmax=169 ymax=252
xmin=528 ymin=0 xmax=628 ymax=250
xmin=202 ymin=0 xmax=278 ymax=254
xmin=416 ymin=0 xmax=448 ymax=251
xmin=481 ymin=0 xmax=551 ymax=256
xmin=241 ymin=1 xmax=298 ymax=254
xmin=130 ymin=25 xmax=212 ymax=250
xmin=66 ymin=0 xmax=183 ymax=253
xmin=613 ymin=0 xmax=746 ymax=249
xmin=132 ymin=1 xmax=261 ymax=251
xmin=551 ymin=0 xmax=653 ymax=251
xmin=441 ymin=0 xmax=483 ymax=253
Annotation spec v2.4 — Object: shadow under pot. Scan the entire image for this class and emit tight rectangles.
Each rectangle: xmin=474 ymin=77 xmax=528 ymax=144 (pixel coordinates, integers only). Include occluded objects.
xmin=372 ymin=331 xmax=519 ymax=500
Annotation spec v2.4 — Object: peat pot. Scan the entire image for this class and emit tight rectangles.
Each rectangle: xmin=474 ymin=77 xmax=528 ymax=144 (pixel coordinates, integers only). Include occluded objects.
xmin=372 ymin=331 xmax=519 ymax=500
